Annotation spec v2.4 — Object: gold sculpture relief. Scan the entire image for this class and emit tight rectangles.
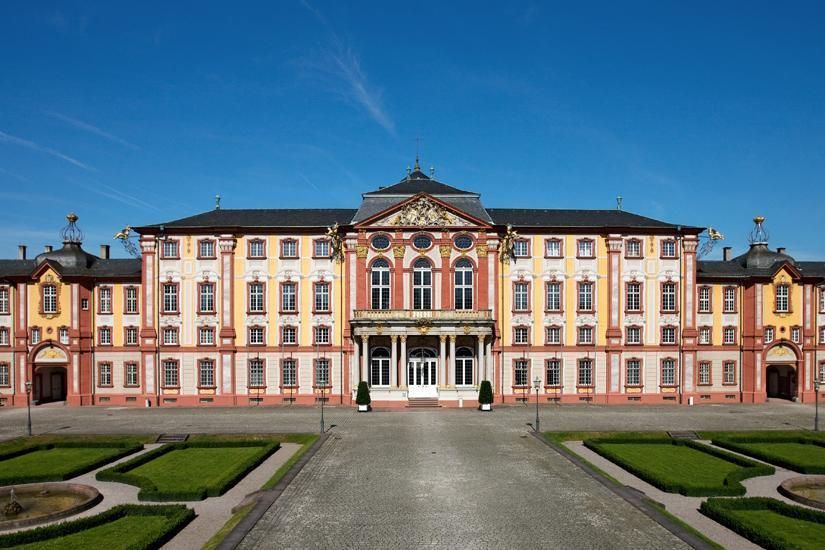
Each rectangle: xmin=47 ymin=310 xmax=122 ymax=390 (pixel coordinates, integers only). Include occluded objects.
xmin=393 ymin=245 xmax=406 ymax=258
xmin=439 ymin=244 xmax=452 ymax=257
xmin=355 ymin=245 xmax=369 ymax=259
xmin=390 ymin=197 xmax=457 ymax=227
xmin=476 ymin=244 xmax=488 ymax=258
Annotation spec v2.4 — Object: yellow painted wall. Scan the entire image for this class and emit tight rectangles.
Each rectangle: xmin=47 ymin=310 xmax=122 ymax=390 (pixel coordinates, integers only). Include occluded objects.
xmin=28 ymin=269 xmax=71 ymax=334
xmin=762 ymin=268 xmax=803 ymax=331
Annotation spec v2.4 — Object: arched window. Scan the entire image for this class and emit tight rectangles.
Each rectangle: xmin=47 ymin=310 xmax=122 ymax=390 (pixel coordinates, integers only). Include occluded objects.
xmin=412 ymin=259 xmax=432 ymax=310
xmin=455 ymin=346 xmax=474 ymax=386
xmin=370 ymin=347 xmax=390 ymax=386
xmin=371 ymin=259 xmax=390 ymax=310
xmin=454 ymin=259 xmax=473 ymax=310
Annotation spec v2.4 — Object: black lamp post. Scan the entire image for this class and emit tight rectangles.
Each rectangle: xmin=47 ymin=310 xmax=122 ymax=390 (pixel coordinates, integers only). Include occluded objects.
xmin=533 ymin=376 xmax=541 ymax=433
xmin=815 ymin=378 xmax=821 ymax=433
xmin=25 ymin=380 xmax=32 ymax=436
xmin=320 ymin=387 xmax=326 ymax=434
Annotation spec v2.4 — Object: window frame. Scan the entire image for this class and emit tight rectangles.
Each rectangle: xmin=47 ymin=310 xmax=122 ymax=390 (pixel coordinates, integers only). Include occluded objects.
xmin=513 ymin=281 xmax=530 ymax=312
xmin=625 ymin=238 xmax=643 ymax=259
xmin=124 ymin=362 xmax=140 ymax=387
xmin=0 ymin=286 xmax=9 ymax=315
xmin=247 ymin=238 xmax=266 ymax=259
xmin=545 ymin=358 xmax=562 ymax=387
xmin=698 ymin=326 xmax=712 ymax=345
xmin=0 ymin=327 xmax=10 ymax=347
xmin=763 ymin=326 xmax=775 ymax=344
xmin=412 ymin=258 xmax=433 ymax=310
xmin=723 ymin=361 xmax=737 ymax=386
xmin=625 ymin=325 xmax=642 ymax=345
xmin=453 ymin=258 xmax=474 ymax=311
xmin=313 ymin=239 xmax=331 ymax=259
xmin=314 ymin=325 xmax=331 ymax=346
xmin=513 ymin=325 xmax=530 ymax=346
xmin=723 ymin=325 xmax=737 ymax=346
xmin=161 ymin=239 xmax=180 ymax=259
xmin=280 ymin=238 xmax=299 ymax=259
xmin=660 ymin=239 xmax=678 ymax=259
xmin=791 ymin=326 xmax=801 ymax=344
xmin=513 ymin=358 xmax=530 ymax=388
xmin=660 ymin=281 xmax=678 ymax=313
xmin=370 ymin=258 xmax=391 ymax=310
xmin=723 ymin=286 xmax=737 ymax=313
xmin=162 ymin=326 xmax=179 ymax=346
xmin=198 ymin=359 xmax=216 ymax=389
xmin=314 ymin=358 xmax=331 ymax=388
xmin=625 ymin=281 xmax=643 ymax=313
xmin=281 ymin=325 xmax=298 ymax=346
xmin=98 ymin=326 xmax=112 ymax=346
xmin=544 ymin=238 xmax=563 ymax=258
xmin=660 ymin=358 xmax=677 ymax=387
xmin=162 ymin=282 xmax=179 ymax=314
xmin=249 ymin=357 xmax=266 ymax=388
xmin=198 ymin=281 xmax=216 ymax=314
xmin=411 ymin=233 xmax=434 ymax=252
xmin=625 ymin=358 xmax=642 ymax=387
xmin=197 ymin=238 xmax=216 ymax=259
xmin=577 ymin=281 xmax=594 ymax=313
xmin=577 ymin=358 xmax=594 ymax=387
xmin=248 ymin=281 xmax=266 ymax=314
xmin=545 ymin=280 xmax=563 ymax=312
xmin=248 ymin=325 xmax=266 ymax=346
xmin=545 ymin=325 xmax=562 ymax=345
xmin=98 ymin=285 xmax=113 ymax=314
xmin=162 ymin=359 xmax=180 ymax=388
xmin=313 ymin=281 xmax=331 ymax=313
xmin=124 ymin=326 xmax=139 ymax=346
xmin=698 ymin=361 xmax=712 ymax=386
xmin=280 ymin=282 xmax=298 ymax=313
xmin=576 ymin=238 xmax=595 ymax=259
xmin=512 ymin=238 xmax=530 ymax=258
xmin=577 ymin=325 xmax=594 ymax=346
xmin=198 ymin=326 xmax=216 ymax=346
xmin=775 ymin=284 xmax=790 ymax=313
xmin=0 ymin=362 xmax=8 ymax=387
xmin=281 ymin=358 xmax=298 ymax=388
xmin=41 ymin=283 xmax=58 ymax=314
xmin=698 ymin=286 xmax=712 ymax=313
xmin=661 ymin=325 xmax=677 ymax=346
xmin=97 ymin=362 xmax=113 ymax=387
xmin=124 ymin=286 xmax=139 ymax=314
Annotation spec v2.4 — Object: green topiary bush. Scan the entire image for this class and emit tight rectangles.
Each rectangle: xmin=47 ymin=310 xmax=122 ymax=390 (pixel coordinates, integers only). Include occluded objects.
xmin=478 ymin=380 xmax=493 ymax=407
xmin=355 ymin=381 xmax=371 ymax=406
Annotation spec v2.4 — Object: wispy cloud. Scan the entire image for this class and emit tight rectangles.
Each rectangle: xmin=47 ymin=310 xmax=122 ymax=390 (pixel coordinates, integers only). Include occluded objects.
xmin=70 ymin=179 xmax=162 ymax=213
xmin=0 ymin=130 xmax=94 ymax=171
xmin=299 ymin=0 xmax=395 ymax=136
xmin=0 ymin=167 xmax=28 ymax=182
xmin=46 ymin=111 xmax=140 ymax=150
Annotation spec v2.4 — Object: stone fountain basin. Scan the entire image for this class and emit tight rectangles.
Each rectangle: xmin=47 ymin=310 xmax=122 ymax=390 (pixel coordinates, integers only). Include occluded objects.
xmin=0 ymin=482 xmax=102 ymax=531
xmin=778 ymin=475 xmax=825 ymax=511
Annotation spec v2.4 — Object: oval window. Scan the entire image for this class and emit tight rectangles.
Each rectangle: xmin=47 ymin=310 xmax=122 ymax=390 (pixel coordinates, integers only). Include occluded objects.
xmin=454 ymin=235 xmax=473 ymax=250
xmin=413 ymin=235 xmax=432 ymax=250
xmin=371 ymin=235 xmax=390 ymax=250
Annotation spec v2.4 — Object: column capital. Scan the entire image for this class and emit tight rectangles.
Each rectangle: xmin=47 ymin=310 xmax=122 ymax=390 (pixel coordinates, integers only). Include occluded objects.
xmin=439 ymin=334 xmax=448 ymax=342
xmin=477 ymin=334 xmax=486 ymax=342
xmin=400 ymin=335 xmax=407 ymax=342
xmin=391 ymin=335 xmax=398 ymax=342
xmin=449 ymin=334 xmax=457 ymax=342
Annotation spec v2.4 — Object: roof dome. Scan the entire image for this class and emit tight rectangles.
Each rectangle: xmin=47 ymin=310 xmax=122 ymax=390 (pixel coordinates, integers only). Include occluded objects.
xmin=735 ymin=243 xmax=795 ymax=269
xmin=34 ymin=213 xmax=97 ymax=268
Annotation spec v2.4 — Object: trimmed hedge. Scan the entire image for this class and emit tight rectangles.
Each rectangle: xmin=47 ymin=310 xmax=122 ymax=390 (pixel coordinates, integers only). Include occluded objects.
xmin=355 ymin=381 xmax=371 ymax=406
xmin=478 ymin=380 xmax=493 ymax=406
xmin=0 ymin=504 xmax=194 ymax=549
xmin=712 ymin=436 xmax=825 ymax=474
xmin=584 ymin=437 xmax=774 ymax=496
xmin=96 ymin=440 xmax=279 ymax=501
xmin=0 ymin=442 xmax=143 ymax=485
xmin=700 ymin=497 xmax=825 ymax=550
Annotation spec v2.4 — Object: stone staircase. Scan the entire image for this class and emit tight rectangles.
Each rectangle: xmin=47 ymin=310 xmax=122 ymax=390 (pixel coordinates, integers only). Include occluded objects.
xmin=155 ymin=433 xmax=189 ymax=444
xmin=407 ymin=397 xmax=440 ymax=408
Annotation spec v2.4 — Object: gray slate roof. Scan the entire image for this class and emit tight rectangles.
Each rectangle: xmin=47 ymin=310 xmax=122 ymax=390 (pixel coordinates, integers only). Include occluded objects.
xmin=0 ymin=244 xmax=140 ymax=280
xmin=365 ymin=170 xmax=474 ymax=196
xmin=698 ymin=246 xmax=825 ymax=281
xmin=137 ymin=209 xmax=358 ymax=231
xmin=485 ymin=208 xmax=697 ymax=230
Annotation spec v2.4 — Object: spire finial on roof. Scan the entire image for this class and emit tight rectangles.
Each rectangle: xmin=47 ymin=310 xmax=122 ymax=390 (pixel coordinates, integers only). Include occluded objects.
xmin=215 ymin=194 xmax=221 ymax=210
xmin=616 ymin=194 xmax=623 ymax=211
xmin=414 ymin=136 xmax=422 ymax=171
xmin=60 ymin=212 xmax=83 ymax=244
xmin=748 ymin=216 xmax=769 ymax=245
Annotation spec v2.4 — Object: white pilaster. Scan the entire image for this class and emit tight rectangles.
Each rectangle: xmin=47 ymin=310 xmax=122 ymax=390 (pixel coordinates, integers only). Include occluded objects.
xmin=449 ymin=335 xmax=456 ymax=386
xmin=439 ymin=336 xmax=447 ymax=387
xmin=391 ymin=336 xmax=398 ymax=387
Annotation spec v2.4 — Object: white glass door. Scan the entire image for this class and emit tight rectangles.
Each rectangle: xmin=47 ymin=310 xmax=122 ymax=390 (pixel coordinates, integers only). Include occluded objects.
xmin=408 ymin=358 xmax=437 ymax=397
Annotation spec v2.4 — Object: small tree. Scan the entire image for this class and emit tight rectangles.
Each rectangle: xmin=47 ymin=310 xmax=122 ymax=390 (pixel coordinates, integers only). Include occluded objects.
xmin=355 ymin=381 xmax=371 ymax=407
xmin=478 ymin=380 xmax=493 ymax=409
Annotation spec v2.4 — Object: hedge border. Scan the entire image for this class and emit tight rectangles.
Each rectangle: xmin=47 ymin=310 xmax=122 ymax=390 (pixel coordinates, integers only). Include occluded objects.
xmin=0 ymin=504 xmax=194 ymax=550
xmin=0 ymin=442 xmax=144 ymax=485
xmin=712 ymin=437 xmax=825 ymax=474
xmin=700 ymin=497 xmax=825 ymax=550
xmin=583 ymin=438 xmax=774 ymax=496
xmin=97 ymin=440 xmax=280 ymax=501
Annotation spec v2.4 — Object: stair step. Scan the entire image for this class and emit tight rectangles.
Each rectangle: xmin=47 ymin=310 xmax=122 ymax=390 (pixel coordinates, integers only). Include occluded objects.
xmin=156 ymin=433 xmax=189 ymax=444
xmin=407 ymin=398 xmax=440 ymax=408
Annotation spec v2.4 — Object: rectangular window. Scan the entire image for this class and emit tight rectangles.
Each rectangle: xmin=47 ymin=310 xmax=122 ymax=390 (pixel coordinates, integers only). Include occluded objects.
xmin=125 ymin=327 xmax=138 ymax=345
xmin=59 ymin=327 xmax=69 ymax=344
xmin=98 ymin=362 xmax=112 ymax=386
xmin=281 ymin=239 xmax=298 ymax=258
xmin=698 ymin=362 xmax=711 ymax=385
xmin=314 ymin=283 xmax=330 ymax=312
xmin=98 ymin=286 xmax=112 ymax=313
xmin=0 ymin=328 xmax=10 ymax=346
xmin=661 ymin=240 xmax=677 ymax=258
xmin=775 ymin=285 xmax=789 ymax=313
xmin=546 ymin=359 xmax=561 ymax=386
xmin=163 ymin=284 xmax=178 ymax=313
xmin=248 ymin=282 xmax=265 ymax=313
xmin=125 ymin=362 xmax=139 ymax=386
xmin=514 ymin=359 xmax=529 ymax=386
xmin=281 ymin=283 xmax=297 ymax=312
xmin=249 ymin=239 xmax=266 ymax=258
xmin=626 ymin=282 xmax=642 ymax=312
xmin=661 ymin=282 xmax=677 ymax=312
xmin=0 ymin=363 xmax=10 ymax=386
xmin=578 ymin=359 xmax=593 ymax=386
xmin=821 ymin=288 xmax=825 ymax=313
xmin=513 ymin=239 xmax=529 ymax=258
xmin=820 ymin=327 xmax=825 ymax=344
xmin=249 ymin=358 xmax=265 ymax=387
xmin=43 ymin=285 xmax=57 ymax=314
xmin=314 ymin=326 xmax=330 ymax=345
xmin=662 ymin=326 xmax=676 ymax=345
xmin=764 ymin=327 xmax=774 ymax=344
xmin=723 ymin=362 xmax=736 ymax=385
xmin=199 ymin=327 xmax=215 ymax=346
xmin=199 ymin=240 xmax=215 ymax=258
xmin=282 ymin=359 xmax=297 ymax=386
xmin=514 ymin=282 xmax=529 ymax=311
xmin=698 ymin=287 xmax=711 ymax=313
xmin=578 ymin=282 xmax=593 ymax=311
xmin=0 ymin=287 xmax=8 ymax=314
xmin=577 ymin=239 xmax=594 ymax=258
xmin=199 ymin=283 xmax=215 ymax=313
xmin=625 ymin=239 xmax=642 ymax=258
xmin=626 ymin=326 xmax=641 ymax=345
xmin=661 ymin=359 xmax=676 ymax=386
xmin=99 ymin=326 xmax=112 ymax=345
xmin=724 ymin=327 xmax=736 ymax=345
xmin=724 ymin=287 xmax=736 ymax=313
xmin=819 ymin=362 xmax=825 ymax=384
xmin=626 ymin=359 xmax=641 ymax=386
xmin=314 ymin=240 xmax=330 ymax=258
xmin=199 ymin=360 xmax=215 ymax=387
xmin=282 ymin=325 xmax=297 ymax=345
xmin=699 ymin=327 xmax=711 ymax=345
xmin=545 ymin=282 xmax=561 ymax=311
xmin=125 ymin=287 xmax=138 ymax=314
xmin=791 ymin=327 xmax=801 ymax=344
xmin=81 ymin=298 xmax=89 ymax=310
xmin=514 ymin=326 xmax=529 ymax=345
xmin=248 ymin=326 xmax=265 ymax=345
xmin=163 ymin=360 xmax=179 ymax=387
xmin=162 ymin=240 xmax=179 ymax=258
xmin=578 ymin=326 xmax=593 ymax=345
xmin=162 ymin=327 xmax=178 ymax=346
xmin=31 ymin=327 xmax=41 ymax=344
xmin=315 ymin=359 xmax=330 ymax=386
xmin=545 ymin=239 xmax=561 ymax=258
xmin=545 ymin=326 xmax=561 ymax=345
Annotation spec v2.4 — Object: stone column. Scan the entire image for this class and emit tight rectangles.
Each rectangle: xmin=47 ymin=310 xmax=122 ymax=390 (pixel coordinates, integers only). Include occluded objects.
xmin=353 ymin=335 xmax=360 ymax=387
xmin=400 ymin=335 xmax=407 ymax=388
xmin=390 ymin=335 xmax=398 ymax=387
xmin=477 ymin=335 xmax=485 ymax=385
xmin=449 ymin=335 xmax=456 ymax=386
xmin=439 ymin=335 xmax=447 ymax=387
xmin=361 ymin=335 xmax=368 ymax=383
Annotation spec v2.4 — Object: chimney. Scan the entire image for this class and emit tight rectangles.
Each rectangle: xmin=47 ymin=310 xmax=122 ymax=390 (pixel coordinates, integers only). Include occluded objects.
xmin=18 ymin=245 xmax=26 ymax=260
xmin=44 ymin=245 xmax=53 ymax=253
xmin=777 ymin=247 xmax=786 ymax=255
xmin=100 ymin=244 xmax=110 ymax=259
xmin=723 ymin=247 xmax=732 ymax=261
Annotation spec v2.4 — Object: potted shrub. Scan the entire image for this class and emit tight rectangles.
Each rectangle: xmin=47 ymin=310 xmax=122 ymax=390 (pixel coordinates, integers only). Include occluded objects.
xmin=478 ymin=380 xmax=493 ymax=411
xmin=356 ymin=381 xmax=371 ymax=412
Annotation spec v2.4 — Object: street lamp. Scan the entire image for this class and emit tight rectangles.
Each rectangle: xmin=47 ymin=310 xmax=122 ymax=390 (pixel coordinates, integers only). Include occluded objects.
xmin=319 ymin=387 xmax=326 ymax=434
xmin=533 ymin=376 xmax=541 ymax=433
xmin=815 ymin=377 xmax=821 ymax=433
xmin=24 ymin=380 xmax=32 ymax=437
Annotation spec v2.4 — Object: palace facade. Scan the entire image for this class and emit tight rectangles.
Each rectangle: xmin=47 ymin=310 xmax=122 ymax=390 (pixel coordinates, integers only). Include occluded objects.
xmin=1 ymin=165 xmax=824 ymax=408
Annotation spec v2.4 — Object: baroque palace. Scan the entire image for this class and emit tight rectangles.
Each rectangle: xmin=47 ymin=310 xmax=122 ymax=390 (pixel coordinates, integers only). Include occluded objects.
xmin=1 ymin=164 xmax=824 ymax=408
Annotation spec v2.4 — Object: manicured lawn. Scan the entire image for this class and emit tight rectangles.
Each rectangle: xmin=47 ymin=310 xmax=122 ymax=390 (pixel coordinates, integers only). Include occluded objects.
xmin=701 ymin=497 xmax=825 ymax=550
xmin=713 ymin=438 xmax=825 ymax=473
xmin=584 ymin=438 xmax=774 ymax=496
xmin=97 ymin=441 xmax=279 ymax=500
xmin=0 ymin=444 xmax=143 ymax=485
xmin=0 ymin=504 xmax=194 ymax=550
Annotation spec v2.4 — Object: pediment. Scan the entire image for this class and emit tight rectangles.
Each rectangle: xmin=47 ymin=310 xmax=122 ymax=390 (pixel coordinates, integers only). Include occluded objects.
xmin=34 ymin=346 xmax=68 ymax=364
xmin=358 ymin=194 xmax=487 ymax=229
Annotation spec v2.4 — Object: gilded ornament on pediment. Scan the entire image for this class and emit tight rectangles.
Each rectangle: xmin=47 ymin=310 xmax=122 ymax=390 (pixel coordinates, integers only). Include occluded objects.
xmin=415 ymin=318 xmax=432 ymax=334
xmin=391 ymin=197 xmax=457 ymax=227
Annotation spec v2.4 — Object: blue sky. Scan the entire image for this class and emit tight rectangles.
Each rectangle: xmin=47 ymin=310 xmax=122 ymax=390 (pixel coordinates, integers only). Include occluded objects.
xmin=1 ymin=1 xmax=823 ymax=260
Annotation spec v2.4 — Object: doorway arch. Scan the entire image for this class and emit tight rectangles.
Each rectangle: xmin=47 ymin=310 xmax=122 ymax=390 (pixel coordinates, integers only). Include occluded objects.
xmin=764 ymin=342 xmax=800 ymax=401
xmin=29 ymin=341 xmax=70 ymax=404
